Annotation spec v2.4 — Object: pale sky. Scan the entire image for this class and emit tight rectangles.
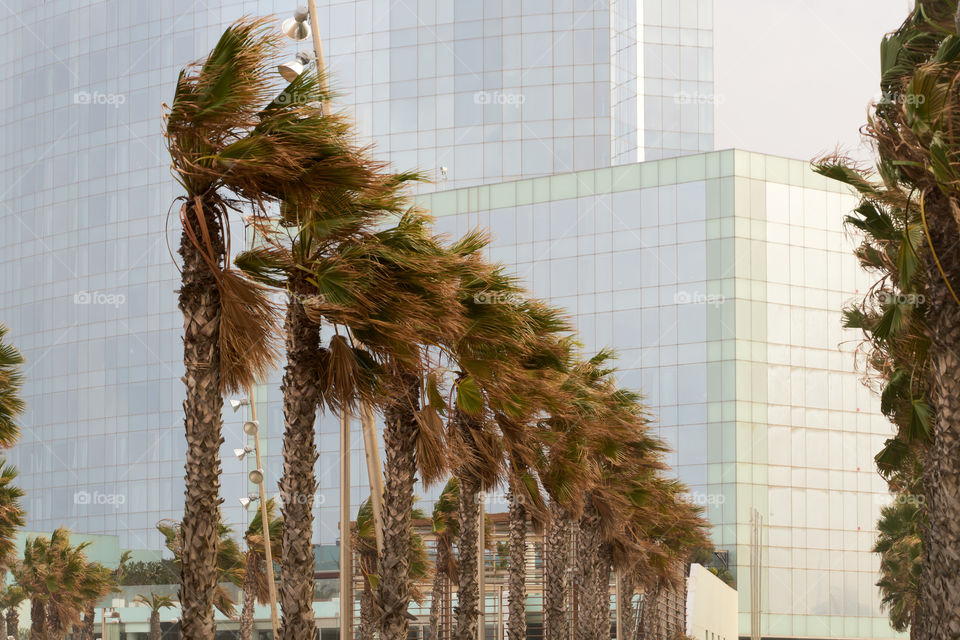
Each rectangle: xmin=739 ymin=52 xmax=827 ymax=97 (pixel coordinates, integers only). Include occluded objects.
xmin=713 ymin=0 xmax=914 ymax=163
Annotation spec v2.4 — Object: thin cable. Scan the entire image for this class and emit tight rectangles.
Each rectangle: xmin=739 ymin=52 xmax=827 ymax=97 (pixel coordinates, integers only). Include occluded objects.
xmin=920 ymin=190 xmax=960 ymax=307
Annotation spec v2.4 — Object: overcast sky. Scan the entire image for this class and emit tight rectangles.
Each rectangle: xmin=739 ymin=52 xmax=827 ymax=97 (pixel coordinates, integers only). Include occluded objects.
xmin=713 ymin=0 xmax=914 ymax=163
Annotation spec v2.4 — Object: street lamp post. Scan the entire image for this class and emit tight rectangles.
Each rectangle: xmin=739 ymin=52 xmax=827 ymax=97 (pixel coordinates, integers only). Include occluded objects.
xmin=247 ymin=388 xmax=281 ymax=637
xmin=234 ymin=393 xmax=280 ymax=637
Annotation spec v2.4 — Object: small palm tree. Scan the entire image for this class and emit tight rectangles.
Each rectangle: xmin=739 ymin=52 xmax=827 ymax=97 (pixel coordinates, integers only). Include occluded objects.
xmin=157 ymin=518 xmax=244 ymax=618
xmin=0 ymin=586 xmax=25 ymax=639
xmin=428 ymin=480 xmax=459 ymax=640
xmin=134 ymin=594 xmax=176 ymax=640
xmin=0 ymin=324 xmax=24 ymax=449
xmin=353 ymin=498 xmax=429 ymax=640
xmin=239 ymin=499 xmax=283 ymax=640
xmin=874 ymin=495 xmax=923 ymax=632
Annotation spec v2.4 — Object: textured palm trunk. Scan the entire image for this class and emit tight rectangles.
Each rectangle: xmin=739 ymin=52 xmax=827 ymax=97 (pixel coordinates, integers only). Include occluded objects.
xmin=454 ymin=471 xmax=481 ymax=640
xmin=358 ymin=580 xmax=376 ymax=640
xmin=82 ymin=604 xmax=95 ymax=640
xmin=597 ymin=543 xmax=612 ymax=639
xmin=915 ymin=190 xmax=960 ymax=639
xmin=177 ymin=200 xmax=224 ymax=640
xmin=637 ymin=585 xmax=660 ymax=640
xmin=279 ymin=283 xmax=322 ymax=640
xmin=42 ymin=604 xmax=59 ymax=640
xmin=239 ymin=552 xmax=259 ymax=640
xmin=506 ymin=484 xmax=527 ymax=640
xmin=428 ymin=540 xmax=450 ymax=640
xmin=574 ymin=503 xmax=602 ymax=640
xmin=8 ymin=608 xmax=20 ymax=640
xmin=618 ymin=573 xmax=636 ymax=640
xmin=377 ymin=372 xmax=421 ymax=640
xmin=28 ymin=599 xmax=44 ymax=640
xmin=150 ymin=610 xmax=161 ymax=640
xmin=543 ymin=501 xmax=570 ymax=640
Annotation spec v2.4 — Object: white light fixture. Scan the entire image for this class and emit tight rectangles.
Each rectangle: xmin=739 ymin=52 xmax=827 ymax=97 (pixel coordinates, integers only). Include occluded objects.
xmin=230 ymin=398 xmax=250 ymax=412
xmin=281 ymin=6 xmax=311 ymax=41
xmin=239 ymin=493 xmax=260 ymax=508
xmin=243 ymin=420 xmax=259 ymax=436
xmin=278 ymin=52 xmax=312 ymax=82
xmin=234 ymin=446 xmax=254 ymax=461
xmin=249 ymin=468 xmax=265 ymax=484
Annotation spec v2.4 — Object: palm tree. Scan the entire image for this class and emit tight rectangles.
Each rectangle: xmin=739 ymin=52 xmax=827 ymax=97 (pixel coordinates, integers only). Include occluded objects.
xmin=241 ymin=208 xmax=466 ymax=640
xmin=239 ymin=499 xmax=283 ymax=640
xmin=134 ymin=594 xmax=176 ymax=640
xmin=822 ymin=3 xmax=960 ymax=633
xmin=0 ymin=324 xmax=24 ymax=449
xmin=0 ymin=463 xmax=25 ymax=566
xmin=13 ymin=530 xmax=116 ymax=640
xmin=428 ymin=480 xmax=459 ymax=640
xmin=1 ymin=586 xmax=25 ymax=639
xmin=157 ymin=518 xmax=245 ymax=618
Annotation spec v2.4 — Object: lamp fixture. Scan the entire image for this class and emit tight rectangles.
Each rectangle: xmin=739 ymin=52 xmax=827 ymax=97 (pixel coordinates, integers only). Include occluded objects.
xmin=243 ymin=420 xmax=259 ymax=436
xmin=234 ymin=446 xmax=254 ymax=461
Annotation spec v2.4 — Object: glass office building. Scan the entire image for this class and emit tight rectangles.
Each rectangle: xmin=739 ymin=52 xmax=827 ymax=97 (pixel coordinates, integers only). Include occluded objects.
xmin=0 ymin=1 xmax=899 ymax=638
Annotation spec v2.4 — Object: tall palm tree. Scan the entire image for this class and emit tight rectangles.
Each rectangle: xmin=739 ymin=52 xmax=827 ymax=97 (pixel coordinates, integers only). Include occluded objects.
xmin=0 ymin=463 xmax=25 ymax=566
xmin=823 ymin=3 xmax=960 ymax=633
xmin=134 ymin=594 xmax=176 ymax=640
xmin=239 ymin=499 xmax=283 ymax=640
xmin=428 ymin=479 xmax=459 ymax=640
xmin=157 ymin=518 xmax=245 ymax=618
xmin=0 ymin=325 xmax=24 ymax=449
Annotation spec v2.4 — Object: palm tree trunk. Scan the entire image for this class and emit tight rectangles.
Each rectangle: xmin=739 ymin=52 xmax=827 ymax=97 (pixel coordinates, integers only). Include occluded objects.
xmin=543 ymin=501 xmax=570 ymax=640
xmin=177 ymin=199 xmax=224 ymax=640
xmin=637 ymin=585 xmax=658 ymax=640
xmin=617 ymin=572 xmax=636 ymax=640
xmin=574 ymin=503 xmax=602 ymax=640
xmin=597 ymin=543 xmax=612 ymax=639
xmin=359 ymin=579 xmax=376 ymax=640
xmin=377 ymin=372 xmax=421 ymax=640
xmin=82 ymin=604 xmax=95 ymax=640
xmin=42 ymin=605 xmax=57 ymax=640
xmin=506 ymin=483 xmax=526 ymax=640
xmin=454 ymin=471 xmax=481 ymax=640
xmin=915 ymin=192 xmax=960 ymax=638
xmin=150 ymin=610 xmax=161 ymax=640
xmin=239 ymin=553 xmax=258 ymax=640
xmin=7 ymin=608 xmax=19 ymax=640
xmin=429 ymin=541 xmax=449 ymax=640
xmin=278 ymin=282 xmax=322 ymax=640
xmin=28 ymin=599 xmax=44 ymax=640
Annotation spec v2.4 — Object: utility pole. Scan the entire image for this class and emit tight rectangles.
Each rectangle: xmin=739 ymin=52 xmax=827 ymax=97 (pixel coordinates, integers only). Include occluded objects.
xmin=340 ymin=407 xmax=353 ymax=640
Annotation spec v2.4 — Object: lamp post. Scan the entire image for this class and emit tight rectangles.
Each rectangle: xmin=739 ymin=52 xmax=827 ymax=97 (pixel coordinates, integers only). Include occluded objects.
xmin=233 ymin=393 xmax=280 ymax=637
